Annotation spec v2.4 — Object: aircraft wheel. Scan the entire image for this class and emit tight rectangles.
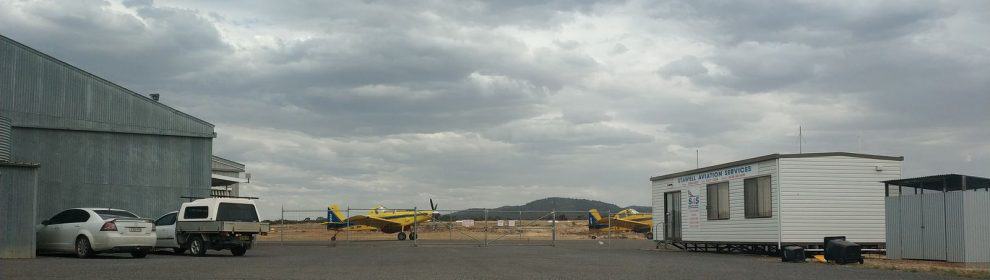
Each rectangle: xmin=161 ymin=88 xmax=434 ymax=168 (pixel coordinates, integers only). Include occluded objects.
xmin=397 ymin=232 xmax=407 ymax=241
xmin=591 ymin=235 xmax=597 ymax=239
xmin=645 ymin=232 xmax=654 ymax=240
xmin=330 ymin=236 xmax=337 ymax=241
xmin=409 ymin=232 xmax=417 ymax=241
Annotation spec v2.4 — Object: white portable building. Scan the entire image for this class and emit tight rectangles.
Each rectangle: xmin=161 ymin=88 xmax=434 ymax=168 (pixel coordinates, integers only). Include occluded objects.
xmin=650 ymin=152 xmax=902 ymax=253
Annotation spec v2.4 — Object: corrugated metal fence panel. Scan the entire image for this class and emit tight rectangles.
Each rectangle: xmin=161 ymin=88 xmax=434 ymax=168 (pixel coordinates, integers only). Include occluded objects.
xmin=885 ymin=197 xmax=901 ymax=259
xmin=945 ymin=191 xmax=967 ymax=262
xmin=0 ymin=165 xmax=39 ymax=258
xmin=0 ymin=35 xmax=213 ymax=138
xmin=899 ymin=195 xmax=924 ymax=259
xmin=921 ymin=193 xmax=947 ymax=260
xmin=12 ymin=128 xmax=211 ymax=221
xmin=0 ymin=116 xmax=10 ymax=161
xmin=964 ymin=190 xmax=990 ymax=263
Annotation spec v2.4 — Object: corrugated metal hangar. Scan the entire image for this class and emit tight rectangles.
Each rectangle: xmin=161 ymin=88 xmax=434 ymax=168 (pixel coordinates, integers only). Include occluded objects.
xmin=0 ymin=35 xmax=214 ymax=258
xmin=651 ymin=152 xmax=903 ymax=253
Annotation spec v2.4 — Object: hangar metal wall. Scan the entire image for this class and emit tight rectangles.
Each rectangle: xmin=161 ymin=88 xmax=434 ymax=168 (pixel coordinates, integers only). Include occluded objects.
xmin=0 ymin=35 xmax=214 ymax=221
xmin=0 ymin=163 xmax=39 ymax=258
xmin=13 ymin=128 xmax=212 ymax=219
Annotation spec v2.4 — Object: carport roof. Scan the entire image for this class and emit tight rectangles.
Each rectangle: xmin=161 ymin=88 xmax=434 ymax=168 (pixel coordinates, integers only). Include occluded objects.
xmin=884 ymin=174 xmax=990 ymax=192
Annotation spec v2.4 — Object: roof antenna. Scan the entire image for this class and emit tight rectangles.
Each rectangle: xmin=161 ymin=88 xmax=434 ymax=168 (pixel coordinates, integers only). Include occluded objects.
xmin=696 ymin=149 xmax=700 ymax=168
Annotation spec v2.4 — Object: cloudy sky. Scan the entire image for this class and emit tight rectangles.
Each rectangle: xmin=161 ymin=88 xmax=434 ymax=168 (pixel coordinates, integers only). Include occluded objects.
xmin=1 ymin=0 xmax=987 ymax=218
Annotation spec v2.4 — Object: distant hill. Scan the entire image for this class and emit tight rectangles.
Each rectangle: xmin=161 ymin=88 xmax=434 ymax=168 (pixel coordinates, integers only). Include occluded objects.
xmin=442 ymin=197 xmax=652 ymax=220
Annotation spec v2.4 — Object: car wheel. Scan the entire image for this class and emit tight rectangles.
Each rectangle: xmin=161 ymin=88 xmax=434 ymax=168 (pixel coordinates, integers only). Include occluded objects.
xmin=173 ymin=247 xmax=187 ymax=255
xmin=189 ymin=237 xmax=207 ymax=256
xmin=397 ymin=232 xmax=407 ymax=241
xmin=131 ymin=251 xmax=148 ymax=258
xmin=75 ymin=236 xmax=94 ymax=258
xmin=230 ymin=246 xmax=247 ymax=256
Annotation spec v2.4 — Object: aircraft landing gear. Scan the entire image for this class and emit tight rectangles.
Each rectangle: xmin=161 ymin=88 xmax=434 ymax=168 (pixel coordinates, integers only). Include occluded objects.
xmin=397 ymin=232 xmax=407 ymax=241
xmin=645 ymin=232 xmax=653 ymax=240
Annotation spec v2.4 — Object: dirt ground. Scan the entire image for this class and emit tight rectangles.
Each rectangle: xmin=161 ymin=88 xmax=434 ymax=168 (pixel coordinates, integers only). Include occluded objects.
xmin=858 ymin=255 xmax=990 ymax=279
xmin=257 ymin=220 xmax=650 ymax=242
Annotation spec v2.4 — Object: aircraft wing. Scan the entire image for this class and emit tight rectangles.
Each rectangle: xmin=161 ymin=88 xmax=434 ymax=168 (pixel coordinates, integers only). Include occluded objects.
xmin=609 ymin=218 xmax=650 ymax=231
xmin=345 ymin=215 xmax=405 ymax=229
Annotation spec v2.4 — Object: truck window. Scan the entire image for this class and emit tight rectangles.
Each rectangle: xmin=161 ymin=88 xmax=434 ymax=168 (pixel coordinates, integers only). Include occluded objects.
xmin=184 ymin=206 xmax=209 ymax=219
xmin=216 ymin=203 xmax=259 ymax=222
xmin=93 ymin=209 xmax=139 ymax=220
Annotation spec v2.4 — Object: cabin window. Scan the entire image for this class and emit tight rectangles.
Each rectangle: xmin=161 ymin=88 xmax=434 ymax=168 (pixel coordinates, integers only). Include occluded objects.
xmin=706 ymin=182 xmax=730 ymax=220
xmin=745 ymin=176 xmax=773 ymax=218
xmin=184 ymin=206 xmax=209 ymax=219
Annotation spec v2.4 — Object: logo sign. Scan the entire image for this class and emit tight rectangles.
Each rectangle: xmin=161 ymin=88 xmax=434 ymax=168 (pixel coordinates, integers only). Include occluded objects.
xmin=676 ymin=164 xmax=755 ymax=187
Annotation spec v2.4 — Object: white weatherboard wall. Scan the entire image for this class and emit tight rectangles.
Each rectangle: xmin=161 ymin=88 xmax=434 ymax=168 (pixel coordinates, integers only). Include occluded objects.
xmin=652 ymin=154 xmax=902 ymax=244
xmin=778 ymin=156 xmax=901 ymax=243
xmin=652 ymin=159 xmax=780 ymax=243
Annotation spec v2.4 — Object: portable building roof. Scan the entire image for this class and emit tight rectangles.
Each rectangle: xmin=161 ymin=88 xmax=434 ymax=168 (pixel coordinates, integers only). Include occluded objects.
xmin=650 ymin=152 xmax=904 ymax=181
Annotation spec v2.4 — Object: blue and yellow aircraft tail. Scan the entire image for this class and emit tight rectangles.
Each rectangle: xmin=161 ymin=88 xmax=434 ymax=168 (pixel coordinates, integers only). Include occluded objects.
xmin=588 ymin=209 xmax=608 ymax=230
xmin=326 ymin=204 xmax=348 ymax=230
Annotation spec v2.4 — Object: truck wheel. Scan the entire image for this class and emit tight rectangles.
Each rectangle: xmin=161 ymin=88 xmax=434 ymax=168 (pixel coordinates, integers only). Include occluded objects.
xmin=189 ymin=237 xmax=207 ymax=256
xmin=397 ymin=232 xmax=407 ymax=241
xmin=231 ymin=246 xmax=247 ymax=256
xmin=75 ymin=236 xmax=94 ymax=259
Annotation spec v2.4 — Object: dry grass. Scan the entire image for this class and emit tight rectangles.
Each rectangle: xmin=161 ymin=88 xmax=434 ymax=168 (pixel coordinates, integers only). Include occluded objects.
xmin=813 ymin=255 xmax=990 ymax=279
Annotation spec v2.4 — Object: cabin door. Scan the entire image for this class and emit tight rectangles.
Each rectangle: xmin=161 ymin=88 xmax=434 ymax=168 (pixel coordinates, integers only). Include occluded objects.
xmin=664 ymin=191 xmax=682 ymax=241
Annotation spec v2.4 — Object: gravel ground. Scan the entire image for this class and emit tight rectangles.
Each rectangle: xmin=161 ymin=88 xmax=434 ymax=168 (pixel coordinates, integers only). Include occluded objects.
xmin=0 ymin=240 xmax=969 ymax=280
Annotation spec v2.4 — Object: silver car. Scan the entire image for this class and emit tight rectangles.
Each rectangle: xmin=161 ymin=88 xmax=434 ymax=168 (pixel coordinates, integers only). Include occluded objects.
xmin=36 ymin=208 xmax=156 ymax=258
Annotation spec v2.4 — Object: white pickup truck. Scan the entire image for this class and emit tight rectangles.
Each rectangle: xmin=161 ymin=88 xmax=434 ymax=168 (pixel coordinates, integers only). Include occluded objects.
xmin=153 ymin=197 xmax=270 ymax=256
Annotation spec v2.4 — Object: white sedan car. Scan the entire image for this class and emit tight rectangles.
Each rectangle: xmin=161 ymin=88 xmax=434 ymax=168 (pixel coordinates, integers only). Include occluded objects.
xmin=36 ymin=208 xmax=156 ymax=258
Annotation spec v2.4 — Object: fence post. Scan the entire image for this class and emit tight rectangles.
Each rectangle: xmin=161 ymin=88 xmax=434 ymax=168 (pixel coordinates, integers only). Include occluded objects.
xmin=280 ymin=204 xmax=285 ymax=246
xmin=483 ymin=208 xmax=489 ymax=247
xmin=552 ymin=210 xmax=557 ymax=247
xmin=606 ymin=210 xmax=611 ymax=247
xmin=413 ymin=207 xmax=418 ymax=247
xmin=346 ymin=207 xmax=351 ymax=243
xmin=518 ymin=210 xmax=523 ymax=241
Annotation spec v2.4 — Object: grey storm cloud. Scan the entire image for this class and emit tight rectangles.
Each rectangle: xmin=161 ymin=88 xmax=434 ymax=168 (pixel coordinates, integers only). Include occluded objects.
xmin=1 ymin=0 xmax=987 ymax=218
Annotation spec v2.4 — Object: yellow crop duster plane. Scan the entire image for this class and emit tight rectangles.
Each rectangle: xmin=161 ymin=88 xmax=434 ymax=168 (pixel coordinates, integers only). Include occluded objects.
xmin=588 ymin=208 xmax=653 ymax=239
xmin=326 ymin=199 xmax=439 ymax=241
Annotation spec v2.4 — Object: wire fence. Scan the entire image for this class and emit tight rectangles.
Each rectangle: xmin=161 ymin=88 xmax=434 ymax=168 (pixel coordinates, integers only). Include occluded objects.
xmin=266 ymin=206 xmax=650 ymax=247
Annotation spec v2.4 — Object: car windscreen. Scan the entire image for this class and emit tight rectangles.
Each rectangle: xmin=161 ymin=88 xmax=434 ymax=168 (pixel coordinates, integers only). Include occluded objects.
xmin=216 ymin=203 xmax=259 ymax=222
xmin=93 ymin=209 xmax=139 ymax=220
